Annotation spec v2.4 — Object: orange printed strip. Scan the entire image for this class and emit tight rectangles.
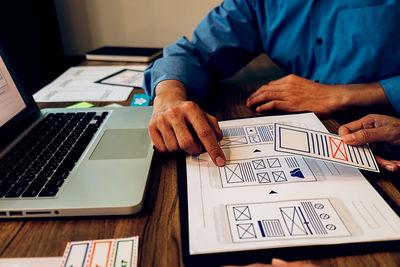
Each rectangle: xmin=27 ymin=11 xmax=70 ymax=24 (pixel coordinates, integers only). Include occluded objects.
xmin=88 ymin=240 xmax=112 ymax=267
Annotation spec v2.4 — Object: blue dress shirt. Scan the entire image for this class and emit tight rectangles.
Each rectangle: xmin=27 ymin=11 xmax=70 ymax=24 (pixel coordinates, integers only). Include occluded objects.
xmin=144 ymin=0 xmax=400 ymax=113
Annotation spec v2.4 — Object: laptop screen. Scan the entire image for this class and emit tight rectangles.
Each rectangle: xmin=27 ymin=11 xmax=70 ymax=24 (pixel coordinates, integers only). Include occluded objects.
xmin=0 ymin=55 xmax=26 ymax=127
xmin=0 ymin=43 xmax=40 ymax=151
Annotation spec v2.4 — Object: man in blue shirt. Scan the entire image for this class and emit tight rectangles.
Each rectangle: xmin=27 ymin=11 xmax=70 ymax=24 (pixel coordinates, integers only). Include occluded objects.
xmin=143 ymin=0 xmax=400 ymax=167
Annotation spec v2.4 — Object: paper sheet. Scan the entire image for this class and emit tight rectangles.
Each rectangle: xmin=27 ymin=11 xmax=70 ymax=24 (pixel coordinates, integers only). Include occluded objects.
xmin=186 ymin=113 xmax=400 ymax=255
xmin=0 ymin=257 xmax=62 ymax=267
xmin=60 ymin=236 xmax=139 ymax=267
xmin=274 ymin=123 xmax=379 ymax=172
xmin=96 ymin=69 xmax=144 ymax=88
xmin=33 ymin=65 xmax=147 ymax=102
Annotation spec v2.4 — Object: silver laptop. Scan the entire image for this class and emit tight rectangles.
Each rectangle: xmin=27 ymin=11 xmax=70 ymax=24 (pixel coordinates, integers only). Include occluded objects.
xmin=0 ymin=44 xmax=154 ymax=218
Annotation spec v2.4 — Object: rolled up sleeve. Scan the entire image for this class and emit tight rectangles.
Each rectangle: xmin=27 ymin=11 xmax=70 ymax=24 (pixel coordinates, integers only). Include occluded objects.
xmin=379 ymin=75 xmax=400 ymax=114
xmin=143 ymin=0 xmax=263 ymax=102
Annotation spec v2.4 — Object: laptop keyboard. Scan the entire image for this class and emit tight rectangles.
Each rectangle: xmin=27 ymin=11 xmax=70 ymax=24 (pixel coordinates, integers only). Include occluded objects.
xmin=0 ymin=111 xmax=108 ymax=198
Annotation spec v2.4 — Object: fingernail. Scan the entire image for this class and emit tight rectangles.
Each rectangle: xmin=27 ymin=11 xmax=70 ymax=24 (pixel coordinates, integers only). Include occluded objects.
xmin=215 ymin=156 xmax=226 ymax=167
xmin=385 ymin=165 xmax=395 ymax=172
xmin=343 ymin=134 xmax=355 ymax=142
xmin=271 ymin=258 xmax=288 ymax=265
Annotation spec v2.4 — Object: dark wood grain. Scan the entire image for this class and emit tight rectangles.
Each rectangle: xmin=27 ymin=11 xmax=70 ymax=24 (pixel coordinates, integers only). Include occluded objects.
xmin=0 ymin=59 xmax=399 ymax=267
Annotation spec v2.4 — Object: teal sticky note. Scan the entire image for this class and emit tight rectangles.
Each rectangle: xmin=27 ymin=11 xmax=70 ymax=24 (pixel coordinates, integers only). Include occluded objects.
xmin=131 ymin=94 xmax=149 ymax=106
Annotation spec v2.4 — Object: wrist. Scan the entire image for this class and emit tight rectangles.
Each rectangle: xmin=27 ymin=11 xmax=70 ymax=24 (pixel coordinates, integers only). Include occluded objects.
xmin=336 ymin=83 xmax=389 ymax=108
xmin=153 ymin=79 xmax=188 ymax=108
xmin=155 ymin=79 xmax=187 ymax=99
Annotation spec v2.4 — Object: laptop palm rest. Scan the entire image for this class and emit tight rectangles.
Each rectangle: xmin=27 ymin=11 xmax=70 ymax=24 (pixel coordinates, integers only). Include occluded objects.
xmin=90 ymin=129 xmax=150 ymax=160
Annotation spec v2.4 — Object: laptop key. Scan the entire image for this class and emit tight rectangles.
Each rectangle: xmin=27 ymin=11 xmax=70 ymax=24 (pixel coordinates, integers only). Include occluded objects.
xmin=22 ymin=178 xmax=48 ymax=197
xmin=47 ymin=178 xmax=64 ymax=188
xmin=19 ymin=173 xmax=37 ymax=182
xmin=39 ymin=185 xmax=59 ymax=197
xmin=0 ymin=183 xmax=12 ymax=198
xmin=1 ymin=177 xmax=18 ymax=188
xmin=5 ymin=181 xmax=29 ymax=198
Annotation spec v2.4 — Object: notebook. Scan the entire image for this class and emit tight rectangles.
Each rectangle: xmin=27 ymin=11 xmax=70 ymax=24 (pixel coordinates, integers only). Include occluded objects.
xmin=0 ymin=44 xmax=154 ymax=218
xmin=86 ymin=46 xmax=162 ymax=63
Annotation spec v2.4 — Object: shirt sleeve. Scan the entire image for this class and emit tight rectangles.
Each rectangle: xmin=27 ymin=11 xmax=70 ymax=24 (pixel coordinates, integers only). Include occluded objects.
xmin=143 ymin=0 xmax=264 ymax=101
xmin=378 ymin=75 xmax=400 ymax=114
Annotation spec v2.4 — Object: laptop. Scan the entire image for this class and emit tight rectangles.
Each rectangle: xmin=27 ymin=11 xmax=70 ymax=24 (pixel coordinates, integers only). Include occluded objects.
xmin=0 ymin=44 xmax=154 ymax=218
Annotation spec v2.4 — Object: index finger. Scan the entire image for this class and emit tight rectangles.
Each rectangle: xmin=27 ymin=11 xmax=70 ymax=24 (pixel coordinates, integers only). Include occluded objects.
xmin=186 ymin=110 xmax=226 ymax=167
xmin=338 ymin=119 xmax=366 ymax=136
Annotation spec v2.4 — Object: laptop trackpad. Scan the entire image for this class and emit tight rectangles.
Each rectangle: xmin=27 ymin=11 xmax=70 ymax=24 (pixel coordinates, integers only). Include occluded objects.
xmin=90 ymin=129 xmax=150 ymax=160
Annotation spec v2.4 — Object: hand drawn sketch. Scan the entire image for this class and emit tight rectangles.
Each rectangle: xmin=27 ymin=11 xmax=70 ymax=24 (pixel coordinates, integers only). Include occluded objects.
xmin=219 ymin=156 xmax=316 ymax=188
xmin=186 ymin=113 xmax=400 ymax=255
xmin=233 ymin=206 xmax=252 ymax=221
xmin=227 ymin=199 xmax=350 ymax=243
xmin=220 ymin=124 xmax=275 ymax=148
xmin=274 ymin=123 xmax=379 ymax=172
xmin=237 ymin=223 xmax=257 ymax=239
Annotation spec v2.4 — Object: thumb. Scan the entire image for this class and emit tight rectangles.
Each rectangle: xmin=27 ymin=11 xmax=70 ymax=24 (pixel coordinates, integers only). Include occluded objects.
xmin=342 ymin=128 xmax=382 ymax=146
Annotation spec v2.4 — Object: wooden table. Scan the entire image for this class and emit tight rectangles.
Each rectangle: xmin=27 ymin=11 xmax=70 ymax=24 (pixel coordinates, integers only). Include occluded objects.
xmin=1 ymin=60 xmax=400 ymax=267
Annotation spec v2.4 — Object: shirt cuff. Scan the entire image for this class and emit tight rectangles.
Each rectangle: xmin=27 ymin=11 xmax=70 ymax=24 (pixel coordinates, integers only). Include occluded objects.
xmin=378 ymin=75 xmax=400 ymax=114
xmin=143 ymin=57 xmax=209 ymax=102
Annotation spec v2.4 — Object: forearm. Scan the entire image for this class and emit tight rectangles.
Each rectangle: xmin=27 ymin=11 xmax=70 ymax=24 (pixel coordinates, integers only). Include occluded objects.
xmin=331 ymin=82 xmax=390 ymax=110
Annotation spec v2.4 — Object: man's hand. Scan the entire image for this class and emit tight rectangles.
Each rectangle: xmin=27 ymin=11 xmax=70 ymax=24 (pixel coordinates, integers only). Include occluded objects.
xmin=149 ymin=80 xmax=226 ymax=166
xmin=338 ymin=114 xmax=400 ymax=172
xmin=246 ymin=74 xmax=388 ymax=117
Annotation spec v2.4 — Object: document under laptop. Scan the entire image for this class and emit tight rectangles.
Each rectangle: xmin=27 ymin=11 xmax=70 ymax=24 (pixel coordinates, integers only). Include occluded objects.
xmin=0 ymin=44 xmax=154 ymax=218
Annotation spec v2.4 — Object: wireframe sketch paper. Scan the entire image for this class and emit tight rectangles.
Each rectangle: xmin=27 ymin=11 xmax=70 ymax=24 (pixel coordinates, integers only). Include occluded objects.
xmin=33 ymin=65 xmax=147 ymax=102
xmin=59 ymin=236 xmax=139 ymax=267
xmin=186 ymin=113 xmax=400 ymax=255
xmin=95 ymin=69 xmax=144 ymax=88
xmin=274 ymin=123 xmax=379 ymax=172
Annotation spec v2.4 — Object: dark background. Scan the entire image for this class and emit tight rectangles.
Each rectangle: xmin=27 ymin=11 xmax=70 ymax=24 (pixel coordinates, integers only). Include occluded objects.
xmin=0 ymin=0 xmax=83 ymax=95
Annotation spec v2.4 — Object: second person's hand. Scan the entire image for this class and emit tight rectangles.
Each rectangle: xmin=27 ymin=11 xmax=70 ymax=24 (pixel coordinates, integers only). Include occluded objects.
xmin=148 ymin=80 xmax=226 ymax=166
xmin=339 ymin=114 xmax=400 ymax=172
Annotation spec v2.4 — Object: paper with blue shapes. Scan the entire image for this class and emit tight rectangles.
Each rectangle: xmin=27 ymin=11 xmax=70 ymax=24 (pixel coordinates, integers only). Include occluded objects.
xmin=219 ymin=156 xmax=317 ymax=188
xmin=257 ymin=172 xmax=271 ymax=183
xmin=186 ymin=113 xmax=400 ymax=255
xmin=272 ymin=171 xmax=286 ymax=182
xmin=233 ymin=206 xmax=252 ymax=221
xmin=236 ymin=223 xmax=257 ymax=239
xmin=226 ymin=199 xmax=350 ymax=243
xmin=274 ymin=123 xmax=379 ymax=172
xmin=267 ymin=158 xmax=281 ymax=168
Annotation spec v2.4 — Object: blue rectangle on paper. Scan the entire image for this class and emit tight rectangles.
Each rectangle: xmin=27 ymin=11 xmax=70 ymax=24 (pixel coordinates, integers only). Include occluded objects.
xmin=258 ymin=220 xmax=266 ymax=237
xmin=64 ymin=242 xmax=89 ymax=267
xmin=130 ymin=94 xmax=149 ymax=106
xmin=278 ymin=127 xmax=310 ymax=153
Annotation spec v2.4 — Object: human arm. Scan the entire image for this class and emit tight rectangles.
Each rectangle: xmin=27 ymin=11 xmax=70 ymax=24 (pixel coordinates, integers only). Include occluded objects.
xmin=246 ymin=74 xmax=390 ymax=117
xmin=148 ymin=79 xmax=226 ymax=166
xmin=338 ymin=114 xmax=400 ymax=172
xmin=143 ymin=0 xmax=264 ymax=165
xmin=143 ymin=0 xmax=263 ymax=102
